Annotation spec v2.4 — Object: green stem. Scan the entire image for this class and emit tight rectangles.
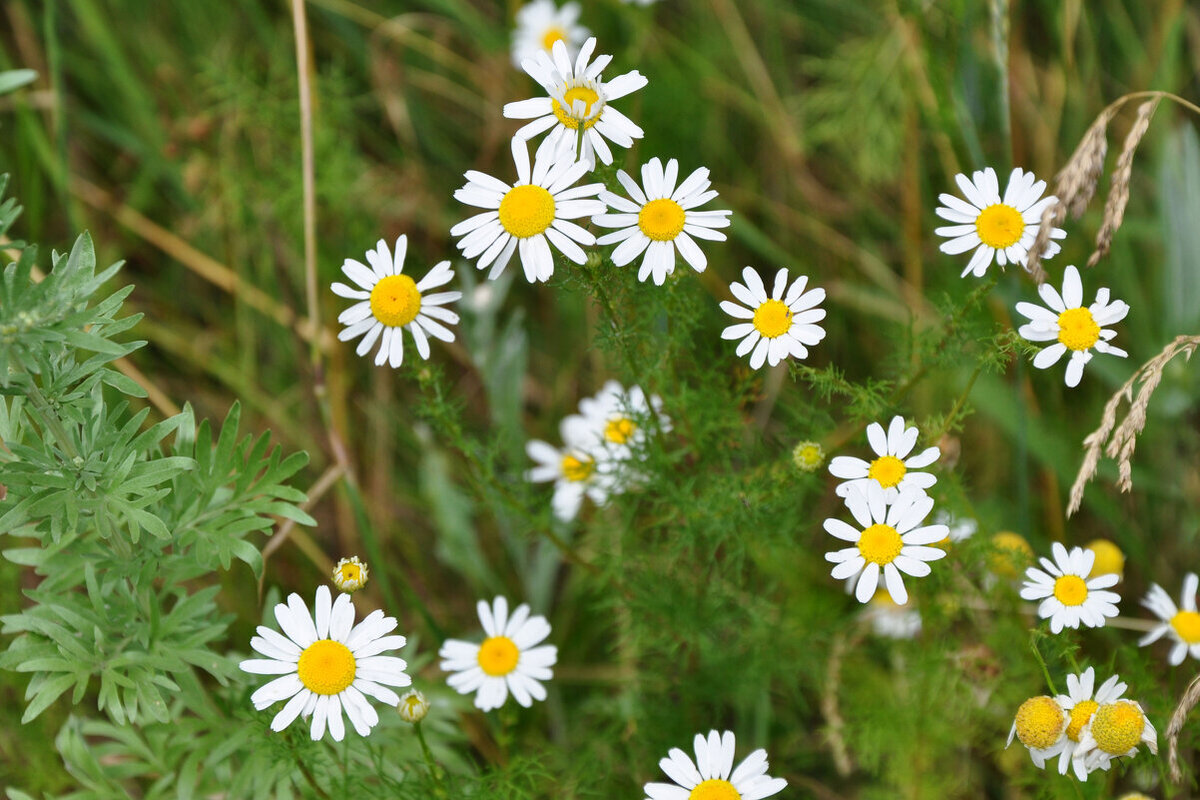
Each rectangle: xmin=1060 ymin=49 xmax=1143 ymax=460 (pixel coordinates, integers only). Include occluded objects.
xmin=1028 ymin=632 xmax=1058 ymax=695
xmin=932 ymin=362 xmax=984 ymax=440
xmin=22 ymin=374 xmax=79 ymax=461
xmin=414 ymin=722 xmax=448 ymax=797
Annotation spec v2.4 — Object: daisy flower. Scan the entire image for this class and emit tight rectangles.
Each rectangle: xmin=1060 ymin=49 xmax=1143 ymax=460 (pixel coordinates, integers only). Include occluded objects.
xmin=1020 ymin=543 xmax=1121 ymax=633
xmin=438 ymin=596 xmax=557 ymax=711
xmin=643 ymin=730 xmax=786 ymax=800
xmin=397 ymin=689 xmax=430 ymax=723
xmin=510 ymin=0 xmax=589 ymax=69
xmin=1073 ymin=698 xmax=1157 ymax=779
xmin=451 ymin=138 xmax=604 ymax=283
xmin=828 ymin=415 xmax=940 ymax=502
xmin=1007 ymin=695 xmax=1067 ymax=768
xmin=526 ymin=414 xmax=618 ymax=521
xmin=576 ymin=379 xmax=670 ymax=460
xmin=792 ymin=440 xmax=825 ymax=473
xmin=592 ymin=157 xmax=731 ymax=285
xmin=505 ymin=37 xmax=647 ymax=169
xmin=331 ymin=235 xmax=461 ymax=369
xmin=331 ymin=556 xmax=368 ymax=593
xmin=720 ymin=267 xmax=827 ymax=370
xmin=935 ymin=166 xmax=1065 ymax=277
xmin=1050 ymin=667 xmax=1129 ymax=780
xmin=1139 ymin=573 xmax=1200 ymax=665
xmin=933 ymin=511 xmax=976 ymax=547
xmin=1015 ymin=264 xmax=1129 ymax=388
xmin=239 ymin=585 xmax=411 ymax=741
xmin=823 ymin=484 xmax=949 ymax=605
xmin=862 ymin=590 xmax=922 ymax=639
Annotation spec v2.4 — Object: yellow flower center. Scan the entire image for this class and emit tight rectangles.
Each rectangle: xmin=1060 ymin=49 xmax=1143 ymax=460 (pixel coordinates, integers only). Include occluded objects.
xmin=540 ymin=26 xmax=566 ymax=52
xmin=1091 ymin=701 xmax=1147 ymax=755
xmin=974 ymin=203 xmax=1025 ymax=249
xmin=477 ymin=635 xmax=520 ymax=676
xmin=752 ymin=299 xmax=793 ymax=339
xmin=561 ymin=454 xmax=594 ymax=482
xmin=1066 ymin=699 xmax=1099 ymax=742
xmin=858 ymin=523 xmax=903 ymax=566
xmin=499 ymin=184 xmax=556 ymax=238
xmin=866 ymin=455 xmax=907 ymax=489
xmin=688 ymin=779 xmax=740 ymax=800
xmin=988 ymin=532 xmax=1033 ymax=578
xmin=1056 ymin=307 xmax=1101 ymax=351
xmin=551 ymin=85 xmax=601 ymax=130
xmin=1171 ymin=610 xmax=1200 ymax=644
xmin=1086 ymin=539 xmax=1125 ymax=578
xmin=338 ymin=564 xmax=362 ymax=584
xmin=1013 ymin=695 xmax=1066 ymax=750
xmin=605 ymin=416 xmax=636 ymax=444
xmin=792 ymin=442 xmax=824 ymax=471
xmin=1053 ymin=575 xmax=1089 ymax=606
xmin=637 ymin=198 xmax=686 ymax=242
xmin=369 ymin=274 xmax=421 ymax=328
xmin=297 ymin=639 xmax=356 ymax=696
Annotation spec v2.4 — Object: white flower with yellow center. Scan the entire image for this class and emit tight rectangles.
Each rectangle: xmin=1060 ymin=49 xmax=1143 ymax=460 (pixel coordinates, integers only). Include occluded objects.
xmin=643 ymin=730 xmax=786 ymax=800
xmin=1016 ymin=265 xmax=1129 ymax=388
xmin=576 ymin=379 xmax=670 ymax=460
xmin=1139 ymin=573 xmax=1200 ymax=666
xmin=438 ymin=596 xmax=557 ymax=711
xmin=397 ymin=689 xmax=430 ymax=723
xmin=1019 ymin=543 xmax=1121 ymax=633
xmin=1073 ymin=698 xmax=1157 ymax=779
xmin=239 ymin=585 xmax=411 ymax=741
xmin=862 ymin=590 xmax=922 ymax=639
xmin=720 ymin=267 xmax=827 ymax=370
xmin=331 ymin=235 xmax=461 ymax=369
xmin=510 ymin=0 xmax=589 ymax=69
xmin=935 ymin=166 xmax=1065 ymax=277
xmin=505 ymin=37 xmax=647 ymax=170
xmin=331 ymin=556 xmax=368 ymax=593
xmin=828 ymin=415 xmax=940 ymax=502
xmin=824 ymin=484 xmax=948 ymax=605
xmin=792 ymin=440 xmax=825 ymax=473
xmin=526 ymin=414 xmax=617 ymax=521
xmin=451 ymin=138 xmax=604 ymax=283
xmin=1050 ymin=667 xmax=1128 ymax=780
xmin=592 ymin=158 xmax=731 ymax=285
xmin=1006 ymin=695 xmax=1067 ymax=768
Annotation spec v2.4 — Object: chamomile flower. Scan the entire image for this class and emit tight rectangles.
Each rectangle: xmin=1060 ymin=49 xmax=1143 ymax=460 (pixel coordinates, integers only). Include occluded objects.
xmin=643 ymin=730 xmax=786 ymax=800
xmin=576 ymin=379 xmax=670 ymax=460
xmin=511 ymin=0 xmax=589 ymax=68
xmin=451 ymin=138 xmax=604 ymax=283
xmin=720 ymin=267 xmax=827 ymax=369
xmin=1015 ymin=265 xmax=1129 ymax=388
xmin=438 ymin=596 xmax=557 ymax=711
xmin=397 ymin=689 xmax=430 ymax=723
xmin=1139 ymin=573 xmax=1200 ymax=666
xmin=792 ymin=440 xmax=825 ymax=472
xmin=332 ymin=556 xmax=368 ymax=593
xmin=935 ymin=166 xmax=1065 ymax=277
xmin=863 ymin=590 xmax=922 ymax=639
xmin=823 ymin=484 xmax=949 ymax=605
xmin=239 ymin=585 xmax=411 ymax=741
xmin=988 ymin=531 xmax=1034 ymax=579
xmin=526 ymin=415 xmax=617 ymax=521
xmin=505 ymin=37 xmax=647 ymax=169
xmin=933 ymin=511 xmax=977 ymax=547
xmin=1051 ymin=667 xmax=1129 ymax=780
xmin=828 ymin=415 xmax=940 ymax=502
xmin=592 ymin=157 xmax=731 ymax=285
xmin=1007 ymin=695 xmax=1067 ymax=768
xmin=331 ymin=236 xmax=461 ymax=368
xmin=1020 ymin=543 xmax=1121 ymax=633
xmin=1073 ymin=699 xmax=1157 ymax=778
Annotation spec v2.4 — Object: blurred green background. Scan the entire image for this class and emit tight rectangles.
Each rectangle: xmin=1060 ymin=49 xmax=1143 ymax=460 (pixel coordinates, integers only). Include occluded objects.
xmin=3 ymin=0 xmax=1200 ymax=797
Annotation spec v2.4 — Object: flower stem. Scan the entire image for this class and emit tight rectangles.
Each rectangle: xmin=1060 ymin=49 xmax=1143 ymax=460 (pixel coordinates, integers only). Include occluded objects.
xmin=414 ymin=722 xmax=448 ymax=797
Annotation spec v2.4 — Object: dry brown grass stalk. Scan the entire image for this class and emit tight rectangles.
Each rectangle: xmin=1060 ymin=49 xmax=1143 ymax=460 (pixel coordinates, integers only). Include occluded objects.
xmin=1087 ymin=98 xmax=1161 ymax=268
xmin=1167 ymin=671 xmax=1200 ymax=783
xmin=1067 ymin=334 xmax=1200 ymax=516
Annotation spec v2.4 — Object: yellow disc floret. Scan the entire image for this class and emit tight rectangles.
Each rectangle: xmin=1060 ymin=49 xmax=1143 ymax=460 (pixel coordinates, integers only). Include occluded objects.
xmin=989 ymin=532 xmax=1033 ymax=578
xmin=688 ymin=779 xmax=741 ymax=800
xmin=792 ymin=441 xmax=825 ymax=472
xmin=1056 ymin=307 xmax=1101 ymax=351
xmin=1066 ymin=699 xmax=1099 ymax=742
xmin=975 ymin=203 xmax=1025 ymax=249
xmin=560 ymin=454 xmax=594 ymax=482
xmin=297 ymin=640 xmax=357 ymax=695
xmin=604 ymin=416 xmax=636 ymax=444
xmin=752 ymin=300 xmax=793 ymax=339
xmin=551 ymin=85 xmax=601 ymax=129
xmin=1086 ymin=539 xmax=1125 ymax=578
xmin=867 ymin=455 xmax=907 ymax=489
xmin=858 ymin=523 xmax=903 ymax=566
xmin=1053 ymin=575 xmax=1089 ymax=606
xmin=477 ymin=635 xmax=520 ymax=676
xmin=1013 ymin=695 xmax=1066 ymax=750
xmin=540 ymin=26 xmax=566 ymax=52
xmin=1171 ymin=610 xmax=1200 ymax=644
xmin=1091 ymin=701 xmax=1147 ymax=755
xmin=637 ymin=198 xmax=686 ymax=241
xmin=499 ymin=185 xmax=556 ymax=238
xmin=332 ymin=556 xmax=369 ymax=593
xmin=369 ymin=274 xmax=422 ymax=328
